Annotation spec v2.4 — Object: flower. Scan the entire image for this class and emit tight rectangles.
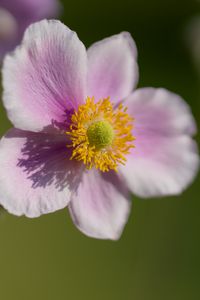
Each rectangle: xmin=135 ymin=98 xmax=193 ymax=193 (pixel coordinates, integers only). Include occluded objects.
xmin=0 ymin=20 xmax=199 ymax=240
xmin=0 ymin=0 xmax=60 ymax=61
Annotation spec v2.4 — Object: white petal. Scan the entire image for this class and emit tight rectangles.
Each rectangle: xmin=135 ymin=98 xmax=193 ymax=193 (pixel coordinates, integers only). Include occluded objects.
xmin=120 ymin=88 xmax=199 ymax=197
xmin=87 ymin=32 xmax=138 ymax=102
xmin=0 ymin=129 xmax=82 ymax=217
xmin=2 ymin=20 xmax=87 ymax=132
xmin=69 ymin=169 xmax=131 ymax=240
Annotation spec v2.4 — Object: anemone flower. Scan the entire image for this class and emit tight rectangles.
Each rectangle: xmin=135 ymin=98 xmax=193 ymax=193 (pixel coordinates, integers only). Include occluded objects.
xmin=0 ymin=20 xmax=199 ymax=240
xmin=0 ymin=0 xmax=60 ymax=60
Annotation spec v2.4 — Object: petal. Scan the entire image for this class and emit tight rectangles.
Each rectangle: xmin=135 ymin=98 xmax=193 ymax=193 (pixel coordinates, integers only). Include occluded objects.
xmin=2 ymin=20 xmax=87 ymax=132
xmin=120 ymin=88 xmax=199 ymax=197
xmin=87 ymin=32 xmax=138 ymax=102
xmin=69 ymin=169 xmax=131 ymax=240
xmin=0 ymin=128 xmax=83 ymax=217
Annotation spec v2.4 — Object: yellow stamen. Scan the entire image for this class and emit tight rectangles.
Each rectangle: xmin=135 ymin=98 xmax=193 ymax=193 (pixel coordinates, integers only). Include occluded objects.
xmin=66 ymin=97 xmax=135 ymax=172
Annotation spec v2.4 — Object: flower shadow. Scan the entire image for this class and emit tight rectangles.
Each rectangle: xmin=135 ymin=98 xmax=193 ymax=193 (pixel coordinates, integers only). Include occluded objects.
xmin=6 ymin=124 xmax=83 ymax=193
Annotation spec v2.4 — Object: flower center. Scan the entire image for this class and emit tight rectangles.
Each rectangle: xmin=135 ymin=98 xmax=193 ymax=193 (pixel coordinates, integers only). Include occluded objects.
xmin=66 ymin=97 xmax=135 ymax=172
xmin=87 ymin=120 xmax=114 ymax=150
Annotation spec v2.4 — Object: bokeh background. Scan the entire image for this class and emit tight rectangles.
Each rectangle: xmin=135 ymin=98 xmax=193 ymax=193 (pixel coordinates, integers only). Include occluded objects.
xmin=0 ymin=0 xmax=200 ymax=299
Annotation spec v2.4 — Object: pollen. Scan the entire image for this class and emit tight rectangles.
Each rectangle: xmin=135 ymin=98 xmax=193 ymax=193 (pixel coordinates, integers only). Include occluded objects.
xmin=66 ymin=97 xmax=135 ymax=172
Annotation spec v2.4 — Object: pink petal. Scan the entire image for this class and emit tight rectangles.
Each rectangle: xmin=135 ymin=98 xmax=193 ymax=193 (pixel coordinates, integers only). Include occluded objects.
xmin=69 ymin=169 xmax=131 ymax=240
xmin=2 ymin=20 xmax=87 ymax=132
xmin=87 ymin=32 xmax=138 ymax=102
xmin=0 ymin=128 xmax=83 ymax=217
xmin=119 ymin=88 xmax=199 ymax=197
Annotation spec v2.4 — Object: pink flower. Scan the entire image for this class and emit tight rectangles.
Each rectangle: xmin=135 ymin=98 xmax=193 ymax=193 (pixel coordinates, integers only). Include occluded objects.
xmin=0 ymin=20 xmax=199 ymax=240
xmin=0 ymin=0 xmax=60 ymax=60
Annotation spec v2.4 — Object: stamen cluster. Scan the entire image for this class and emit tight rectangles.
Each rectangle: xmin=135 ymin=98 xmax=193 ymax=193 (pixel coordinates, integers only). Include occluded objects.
xmin=67 ymin=97 xmax=135 ymax=172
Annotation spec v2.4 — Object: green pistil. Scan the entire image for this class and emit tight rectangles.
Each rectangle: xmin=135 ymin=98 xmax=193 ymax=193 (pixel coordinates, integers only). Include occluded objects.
xmin=87 ymin=120 xmax=114 ymax=150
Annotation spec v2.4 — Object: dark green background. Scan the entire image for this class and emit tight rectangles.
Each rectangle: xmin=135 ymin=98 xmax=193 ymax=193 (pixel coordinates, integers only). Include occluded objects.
xmin=0 ymin=0 xmax=200 ymax=299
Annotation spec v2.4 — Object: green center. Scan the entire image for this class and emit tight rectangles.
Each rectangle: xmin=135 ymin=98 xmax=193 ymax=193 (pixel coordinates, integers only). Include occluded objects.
xmin=87 ymin=120 xmax=114 ymax=150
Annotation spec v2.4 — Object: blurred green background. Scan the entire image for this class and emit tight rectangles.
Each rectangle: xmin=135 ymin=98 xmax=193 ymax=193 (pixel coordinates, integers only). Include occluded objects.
xmin=0 ymin=0 xmax=200 ymax=299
